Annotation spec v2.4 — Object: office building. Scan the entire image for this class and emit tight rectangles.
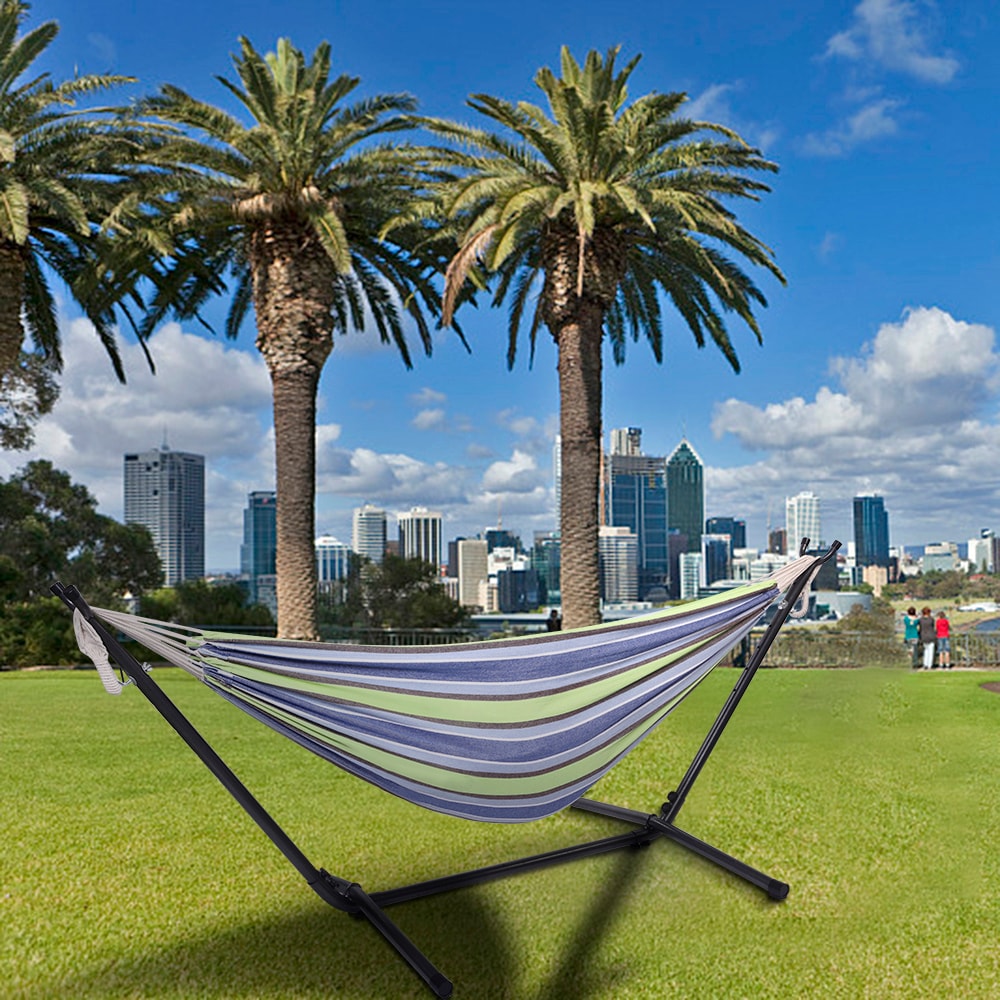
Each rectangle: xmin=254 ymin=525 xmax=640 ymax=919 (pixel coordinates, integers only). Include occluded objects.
xmin=352 ymin=504 xmax=387 ymax=564
xmin=667 ymin=439 xmax=704 ymax=555
xmin=604 ymin=427 xmax=668 ymax=599
xmin=124 ymin=444 xmax=204 ymax=586
xmin=531 ymin=530 xmax=561 ymax=605
xmin=678 ymin=551 xmax=702 ymax=600
xmin=315 ymin=535 xmax=352 ymax=589
xmin=240 ymin=491 xmax=276 ymax=606
xmin=398 ymin=507 xmax=443 ymax=567
xmin=785 ymin=491 xmax=821 ymax=555
xmin=701 ymin=533 xmax=732 ymax=588
xmin=853 ymin=494 xmax=890 ymax=568
xmin=705 ymin=516 xmax=746 ymax=554
xmin=496 ymin=567 xmax=541 ymax=613
xmin=457 ymin=538 xmax=488 ymax=609
xmin=599 ymin=525 xmax=639 ymax=603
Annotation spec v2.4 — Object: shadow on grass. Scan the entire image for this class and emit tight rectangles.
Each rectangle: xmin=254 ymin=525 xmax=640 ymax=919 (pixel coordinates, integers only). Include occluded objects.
xmin=533 ymin=847 xmax=649 ymax=1000
xmin=22 ymin=850 xmax=657 ymax=999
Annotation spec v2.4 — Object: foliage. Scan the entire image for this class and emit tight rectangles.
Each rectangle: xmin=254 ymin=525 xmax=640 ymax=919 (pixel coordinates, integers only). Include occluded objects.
xmin=319 ymin=554 xmax=469 ymax=630
xmin=885 ymin=569 xmax=1000 ymax=602
xmin=0 ymin=460 xmax=162 ymax=666
xmin=0 ymin=1 xmax=159 ymax=449
xmin=140 ymin=579 xmax=273 ymax=628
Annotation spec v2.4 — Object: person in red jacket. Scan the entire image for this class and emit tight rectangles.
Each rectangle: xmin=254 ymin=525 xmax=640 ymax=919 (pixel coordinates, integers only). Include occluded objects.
xmin=936 ymin=610 xmax=952 ymax=669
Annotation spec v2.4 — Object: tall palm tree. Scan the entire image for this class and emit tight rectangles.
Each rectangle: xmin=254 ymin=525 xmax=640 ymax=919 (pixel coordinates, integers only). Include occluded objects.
xmin=425 ymin=47 xmax=785 ymax=628
xmin=137 ymin=37 xmax=453 ymax=641
xmin=0 ymin=0 xmax=152 ymax=449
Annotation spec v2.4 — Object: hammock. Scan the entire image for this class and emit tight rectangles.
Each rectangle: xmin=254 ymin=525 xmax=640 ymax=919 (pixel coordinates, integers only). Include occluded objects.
xmin=73 ymin=556 xmax=815 ymax=823
xmin=54 ymin=541 xmax=837 ymax=999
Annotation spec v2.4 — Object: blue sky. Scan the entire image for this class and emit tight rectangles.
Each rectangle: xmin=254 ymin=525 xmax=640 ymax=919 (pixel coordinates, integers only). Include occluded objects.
xmin=4 ymin=0 xmax=999 ymax=571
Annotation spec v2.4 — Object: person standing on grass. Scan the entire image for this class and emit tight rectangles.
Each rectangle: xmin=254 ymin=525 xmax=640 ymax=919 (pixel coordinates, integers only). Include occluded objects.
xmin=936 ymin=610 xmax=952 ymax=669
xmin=903 ymin=606 xmax=921 ymax=668
xmin=918 ymin=607 xmax=937 ymax=669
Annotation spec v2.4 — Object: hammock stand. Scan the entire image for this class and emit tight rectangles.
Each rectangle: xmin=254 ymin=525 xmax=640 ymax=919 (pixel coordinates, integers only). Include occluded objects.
xmin=53 ymin=539 xmax=838 ymax=999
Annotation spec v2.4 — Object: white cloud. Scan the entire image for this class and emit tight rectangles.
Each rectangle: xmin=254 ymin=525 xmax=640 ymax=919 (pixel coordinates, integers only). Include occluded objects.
xmin=481 ymin=449 xmax=544 ymax=493
xmin=708 ymin=307 xmax=1000 ymax=544
xmin=802 ymin=97 xmax=903 ymax=156
xmin=412 ymin=407 xmax=446 ymax=431
xmin=410 ymin=387 xmax=447 ymax=406
xmin=826 ymin=0 xmax=959 ymax=84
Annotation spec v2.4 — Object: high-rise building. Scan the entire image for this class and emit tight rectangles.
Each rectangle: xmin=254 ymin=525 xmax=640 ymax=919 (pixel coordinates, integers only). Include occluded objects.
xmin=853 ymin=494 xmax=890 ymax=568
xmin=701 ymin=533 xmax=732 ymax=587
xmin=457 ymin=538 xmax=488 ymax=608
xmin=667 ymin=438 xmax=704 ymax=555
xmin=599 ymin=525 xmax=638 ymax=603
xmin=785 ymin=491 xmax=821 ymax=555
xmin=240 ymin=491 xmax=276 ymax=606
xmin=124 ymin=444 xmax=204 ymax=586
xmin=531 ymin=530 xmax=561 ymax=605
xmin=398 ymin=507 xmax=443 ymax=567
xmin=678 ymin=551 xmax=702 ymax=600
xmin=767 ymin=527 xmax=787 ymax=556
xmin=705 ymin=516 xmax=746 ymax=554
xmin=604 ymin=427 xmax=668 ymax=599
xmin=315 ymin=535 xmax=352 ymax=589
xmin=352 ymin=504 xmax=387 ymax=564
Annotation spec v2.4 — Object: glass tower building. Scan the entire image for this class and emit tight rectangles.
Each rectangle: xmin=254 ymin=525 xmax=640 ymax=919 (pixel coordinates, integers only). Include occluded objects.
xmin=124 ymin=444 xmax=205 ymax=586
xmin=853 ymin=494 xmax=890 ymax=568
xmin=604 ymin=428 xmax=668 ymax=599
xmin=240 ymin=490 xmax=276 ymax=605
xmin=666 ymin=439 xmax=704 ymax=556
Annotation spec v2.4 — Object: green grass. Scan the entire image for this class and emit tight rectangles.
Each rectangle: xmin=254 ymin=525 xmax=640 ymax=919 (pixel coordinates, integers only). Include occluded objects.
xmin=3 ymin=666 xmax=1000 ymax=998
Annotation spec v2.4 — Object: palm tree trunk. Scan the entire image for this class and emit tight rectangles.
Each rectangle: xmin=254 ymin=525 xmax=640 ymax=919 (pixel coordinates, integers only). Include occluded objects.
xmin=250 ymin=223 xmax=336 ymax=641
xmin=271 ymin=363 xmax=322 ymax=640
xmin=0 ymin=244 xmax=26 ymax=376
xmin=556 ymin=304 xmax=604 ymax=629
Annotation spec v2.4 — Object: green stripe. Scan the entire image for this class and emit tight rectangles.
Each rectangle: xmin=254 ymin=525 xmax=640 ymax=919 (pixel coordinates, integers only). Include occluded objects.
xmin=209 ymin=676 xmax=699 ymax=797
xmin=202 ymin=631 xmax=725 ymax=725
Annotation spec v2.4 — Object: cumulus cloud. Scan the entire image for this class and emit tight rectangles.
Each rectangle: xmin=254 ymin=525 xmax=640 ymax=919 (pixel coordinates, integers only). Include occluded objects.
xmin=825 ymin=0 xmax=959 ymax=83
xmin=708 ymin=307 xmax=1000 ymax=543
xmin=410 ymin=387 xmax=447 ymax=406
xmin=684 ymin=82 xmax=781 ymax=152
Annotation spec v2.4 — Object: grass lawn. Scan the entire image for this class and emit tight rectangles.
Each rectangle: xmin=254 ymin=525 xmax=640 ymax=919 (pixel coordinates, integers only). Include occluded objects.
xmin=2 ymin=665 xmax=999 ymax=998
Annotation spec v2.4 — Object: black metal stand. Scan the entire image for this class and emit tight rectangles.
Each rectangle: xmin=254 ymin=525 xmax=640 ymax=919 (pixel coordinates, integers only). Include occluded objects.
xmin=51 ymin=539 xmax=838 ymax=999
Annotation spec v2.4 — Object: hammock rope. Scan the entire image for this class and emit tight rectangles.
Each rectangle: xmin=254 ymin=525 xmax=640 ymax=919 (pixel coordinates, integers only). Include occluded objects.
xmin=78 ymin=554 xmax=820 ymax=823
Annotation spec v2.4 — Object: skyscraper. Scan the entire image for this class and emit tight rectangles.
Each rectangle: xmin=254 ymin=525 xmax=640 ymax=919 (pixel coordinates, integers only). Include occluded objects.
xmin=398 ymin=507 xmax=443 ymax=567
xmin=352 ymin=503 xmax=387 ymax=564
xmin=315 ymin=535 xmax=352 ymax=588
xmin=598 ymin=525 xmax=638 ymax=603
xmin=701 ymin=533 xmax=732 ymax=587
xmin=240 ymin=491 xmax=276 ymax=605
xmin=667 ymin=438 xmax=704 ymax=555
xmin=124 ymin=444 xmax=205 ymax=586
xmin=705 ymin=516 xmax=746 ymax=553
xmin=785 ymin=491 xmax=821 ymax=555
xmin=457 ymin=538 xmax=488 ymax=608
xmin=604 ymin=427 xmax=668 ymax=599
xmin=853 ymin=494 xmax=890 ymax=568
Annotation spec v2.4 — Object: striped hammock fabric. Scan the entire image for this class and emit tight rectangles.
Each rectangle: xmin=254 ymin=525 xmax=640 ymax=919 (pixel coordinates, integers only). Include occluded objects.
xmin=82 ymin=557 xmax=817 ymax=824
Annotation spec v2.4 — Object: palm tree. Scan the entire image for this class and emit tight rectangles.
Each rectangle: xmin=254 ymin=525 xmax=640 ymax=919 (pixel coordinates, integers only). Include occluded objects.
xmin=424 ymin=47 xmax=785 ymax=628
xmin=136 ymin=37 xmax=453 ymax=641
xmin=0 ymin=0 xmax=152 ymax=449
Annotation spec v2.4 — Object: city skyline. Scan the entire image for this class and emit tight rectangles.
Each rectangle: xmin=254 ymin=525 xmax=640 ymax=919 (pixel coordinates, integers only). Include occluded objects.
xmin=2 ymin=1 xmax=998 ymax=569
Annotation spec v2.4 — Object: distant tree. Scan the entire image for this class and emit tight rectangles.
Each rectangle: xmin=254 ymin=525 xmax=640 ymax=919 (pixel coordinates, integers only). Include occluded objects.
xmin=321 ymin=554 xmax=469 ymax=630
xmin=0 ymin=460 xmax=162 ymax=667
xmin=140 ymin=579 xmax=273 ymax=628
